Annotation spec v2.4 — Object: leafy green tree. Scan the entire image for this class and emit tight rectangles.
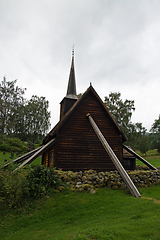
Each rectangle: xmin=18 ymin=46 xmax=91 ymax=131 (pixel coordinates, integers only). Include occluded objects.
xmin=128 ymin=122 xmax=147 ymax=149
xmin=0 ymin=77 xmax=26 ymax=134
xmin=25 ymin=95 xmax=51 ymax=143
xmin=150 ymin=116 xmax=160 ymax=153
xmin=104 ymin=92 xmax=147 ymax=149
xmin=104 ymin=92 xmax=135 ymax=135
xmin=0 ymin=77 xmax=51 ymax=142
xmin=139 ymin=135 xmax=149 ymax=155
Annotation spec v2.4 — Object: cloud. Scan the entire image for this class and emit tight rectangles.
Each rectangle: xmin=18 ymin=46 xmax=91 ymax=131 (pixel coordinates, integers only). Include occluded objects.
xmin=0 ymin=0 xmax=160 ymax=131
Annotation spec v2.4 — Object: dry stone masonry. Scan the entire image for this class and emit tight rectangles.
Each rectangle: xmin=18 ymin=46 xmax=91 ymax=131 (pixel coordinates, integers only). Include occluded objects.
xmin=55 ymin=166 xmax=160 ymax=191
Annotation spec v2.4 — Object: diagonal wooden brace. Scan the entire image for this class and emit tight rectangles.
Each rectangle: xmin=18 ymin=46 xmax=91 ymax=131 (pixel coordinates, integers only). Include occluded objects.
xmin=123 ymin=145 xmax=156 ymax=170
xmin=14 ymin=138 xmax=56 ymax=171
xmin=86 ymin=113 xmax=141 ymax=198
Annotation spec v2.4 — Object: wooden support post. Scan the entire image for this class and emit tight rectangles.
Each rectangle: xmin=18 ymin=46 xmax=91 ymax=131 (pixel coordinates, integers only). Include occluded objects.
xmin=3 ymin=146 xmax=42 ymax=169
xmin=86 ymin=113 xmax=141 ymax=198
xmin=14 ymin=139 xmax=56 ymax=171
xmin=123 ymin=145 xmax=157 ymax=170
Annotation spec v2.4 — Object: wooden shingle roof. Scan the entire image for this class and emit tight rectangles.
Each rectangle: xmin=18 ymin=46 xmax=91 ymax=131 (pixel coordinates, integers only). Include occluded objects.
xmin=43 ymin=85 xmax=127 ymax=144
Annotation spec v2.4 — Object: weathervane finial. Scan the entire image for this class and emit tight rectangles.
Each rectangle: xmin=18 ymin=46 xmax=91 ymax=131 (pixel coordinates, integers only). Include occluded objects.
xmin=72 ymin=44 xmax=74 ymax=58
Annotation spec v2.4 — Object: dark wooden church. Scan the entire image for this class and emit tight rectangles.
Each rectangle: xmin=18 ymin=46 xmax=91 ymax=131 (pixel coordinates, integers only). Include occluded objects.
xmin=5 ymin=50 xmax=157 ymax=197
xmin=41 ymin=52 xmax=136 ymax=171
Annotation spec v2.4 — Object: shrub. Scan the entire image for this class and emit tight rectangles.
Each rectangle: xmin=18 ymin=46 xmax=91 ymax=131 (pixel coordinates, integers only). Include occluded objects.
xmin=0 ymin=142 xmax=11 ymax=152
xmin=26 ymin=165 xmax=62 ymax=198
xmin=0 ymin=168 xmax=27 ymax=208
xmin=0 ymin=137 xmax=28 ymax=153
xmin=0 ymin=165 xmax=62 ymax=209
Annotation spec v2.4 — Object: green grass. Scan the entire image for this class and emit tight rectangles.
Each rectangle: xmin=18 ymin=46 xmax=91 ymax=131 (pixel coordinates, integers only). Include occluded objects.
xmin=135 ymin=149 xmax=160 ymax=167
xmin=136 ymin=149 xmax=159 ymax=157
xmin=1 ymin=150 xmax=160 ymax=239
xmin=1 ymin=186 xmax=160 ymax=240
xmin=136 ymin=157 xmax=160 ymax=167
xmin=0 ymin=151 xmax=42 ymax=168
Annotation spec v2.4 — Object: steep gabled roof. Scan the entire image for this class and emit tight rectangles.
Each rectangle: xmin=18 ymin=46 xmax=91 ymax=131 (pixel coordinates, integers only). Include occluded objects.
xmin=66 ymin=48 xmax=78 ymax=100
xmin=43 ymin=85 xmax=127 ymax=144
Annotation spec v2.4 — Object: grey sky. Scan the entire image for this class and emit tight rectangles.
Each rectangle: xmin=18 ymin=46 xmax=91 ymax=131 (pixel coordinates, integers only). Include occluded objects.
xmin=0 ymin=0 xmax=160 ymax=131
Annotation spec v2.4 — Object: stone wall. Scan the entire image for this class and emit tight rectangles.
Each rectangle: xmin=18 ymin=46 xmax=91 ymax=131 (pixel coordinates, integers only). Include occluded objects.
xmin=55 ymin=166 xmax=160 ymax=191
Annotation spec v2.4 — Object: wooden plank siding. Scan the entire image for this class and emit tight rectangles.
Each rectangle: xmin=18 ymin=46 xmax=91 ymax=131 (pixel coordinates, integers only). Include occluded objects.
xmin=56 ymin=91 xmax=124 ymax=171
xmin=43 ymin=146 xmax=55 ymax=167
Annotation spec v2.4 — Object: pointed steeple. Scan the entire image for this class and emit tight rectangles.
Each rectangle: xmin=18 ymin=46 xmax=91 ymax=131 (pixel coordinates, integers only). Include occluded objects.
xmin=66 ymin=46 xmax=78 ymax=99
xmin=60 ymin=46 xmax=78 ymax=120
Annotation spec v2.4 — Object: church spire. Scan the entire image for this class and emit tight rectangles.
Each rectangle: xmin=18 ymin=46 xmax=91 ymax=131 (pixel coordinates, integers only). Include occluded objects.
xmin=60 ymin=46 xmax=78 ymax=120
xmin=66 ymin=45 xmax=78 ymax=99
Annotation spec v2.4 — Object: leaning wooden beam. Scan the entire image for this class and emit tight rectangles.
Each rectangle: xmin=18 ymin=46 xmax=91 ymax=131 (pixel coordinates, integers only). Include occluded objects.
xmin=86 ymin=113 xmax=141 ymax=198
xmin=3 ymin=146 xmax=42 ymax=169
xmin=14 ymin=138 xmax=56 ymax=171
xmin=123 ymin=145 xmax=157 ymax=170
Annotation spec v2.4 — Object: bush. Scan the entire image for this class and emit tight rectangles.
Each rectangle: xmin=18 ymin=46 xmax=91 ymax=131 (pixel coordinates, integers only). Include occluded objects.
xmin=26 ymin=165 xmax=62 ymax=198
xmin=0 ymin=165 xmax=62 ymax=209
xmin=0 ymin=137 xmax=28 ymax=153
xmin=0 ymin=168 xmax=27 ymax=208
xmin=0 ymin=142 xmax=11 ymax=152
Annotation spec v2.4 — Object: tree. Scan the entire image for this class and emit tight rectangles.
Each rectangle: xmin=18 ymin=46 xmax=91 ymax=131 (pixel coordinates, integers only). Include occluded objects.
xmin=150 ymin=116 xmax=160 ymax=153
xmin=13 ymin=99 xmax=28 ymax=141
xmin=104 ymin=92 xmax=135 ymax=135
xmin=24 ymin=95 xmax=51 ymax=142
xmin=0 ymin=77 xmax=26 ymax=134
xmin=104 ymin=92 xmax=147 ymax=149
xmin=139 ymin=135 xmax=149 ymax=155
xmin=0 ymin=77 xmax=51 ymax=142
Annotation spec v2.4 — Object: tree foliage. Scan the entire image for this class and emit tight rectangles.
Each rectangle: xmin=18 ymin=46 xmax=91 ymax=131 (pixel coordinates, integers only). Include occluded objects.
xmin=104 ymin=92 xmax=135 ymax=134
xmin=104 ymin=92 xmax=147 ymax=149
xmin=25 ymin=95 xmax=51 ymax=142
xmin=150 ymin=116 xmax=160 ymax=133
xmin=0 ymin=76 xmax=26 ymax=134
xmin=139 ymin=135 xmax=149 ymax=155
xmin=150 ymin=116 xmax=160 ymax=153
xmin=0 ymin=77 xmax=51 ymax=142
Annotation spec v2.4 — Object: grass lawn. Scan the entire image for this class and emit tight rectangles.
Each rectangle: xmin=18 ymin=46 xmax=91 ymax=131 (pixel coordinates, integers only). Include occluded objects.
xmin=1 ymin=149 xmax=160 ymax=239
xmin=136 ymin=149 xmax=160 ymax=167
xmin=0 ymin=151 xmax=42 ymax=168
xmin=0 ymin=186 xmax=160 ymax=240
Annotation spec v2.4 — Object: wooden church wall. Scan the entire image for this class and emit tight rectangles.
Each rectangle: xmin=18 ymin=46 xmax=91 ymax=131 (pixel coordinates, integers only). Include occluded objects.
xmin=42 ymin=145 xmax=55 ymax=167
xmin=56 ymin=90 xmax=123 ymax=171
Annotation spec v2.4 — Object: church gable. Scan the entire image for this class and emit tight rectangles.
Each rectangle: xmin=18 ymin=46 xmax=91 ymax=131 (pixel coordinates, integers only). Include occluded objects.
xmin=55 ymin=88 xmax=124 ymax=171
xmin=42 ymin=48 xmax=130 ymax=172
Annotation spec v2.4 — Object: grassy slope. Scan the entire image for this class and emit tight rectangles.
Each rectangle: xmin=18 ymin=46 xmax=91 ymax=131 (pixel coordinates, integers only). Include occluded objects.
xmin=0 ymin=151 xmax=42 ymax=168
xmin=136 ymin=149 xmax=160 ymax=167
xmin=0 ymin=186 xmax=160 ymax=240
xmin=1 ymin=150 xmax=160 ymax=239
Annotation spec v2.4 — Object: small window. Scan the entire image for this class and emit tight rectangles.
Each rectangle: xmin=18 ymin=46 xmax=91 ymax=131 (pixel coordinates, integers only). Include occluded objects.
xmin=124 ymin=159 xmax=131 ymax=166
xmin=51 ymin=151 xmax=54 ymax=164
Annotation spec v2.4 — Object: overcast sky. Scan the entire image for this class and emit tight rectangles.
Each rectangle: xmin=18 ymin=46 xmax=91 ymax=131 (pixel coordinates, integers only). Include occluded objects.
xmin=1 ymin=0 xmax=160 ymax=132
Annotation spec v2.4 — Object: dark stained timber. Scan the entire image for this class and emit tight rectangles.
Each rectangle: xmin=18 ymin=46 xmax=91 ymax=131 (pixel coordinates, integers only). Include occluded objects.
xmin=86 ymin=113 xmax=141 ymax=198
xmin=42 ymin=86 xmax=130 ymax=172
